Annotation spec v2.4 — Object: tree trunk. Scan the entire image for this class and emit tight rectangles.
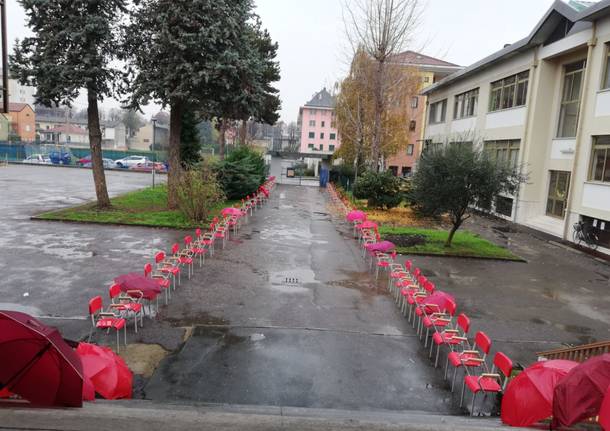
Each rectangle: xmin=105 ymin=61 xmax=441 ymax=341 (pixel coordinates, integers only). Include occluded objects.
xmin=239 ymin=119 xmax=248 ymax=146
xmin=444 ymin=221 xmax=462 ymax=248
xmin=86 ymin=87 xmax=111 ymax=209
xmin=371 ymin=59 xmax=385 ymax=172
xmin=219 ymin=118 xmax=227 ymax=160
xmin=168 ymin=101 xmax=184 ymax=209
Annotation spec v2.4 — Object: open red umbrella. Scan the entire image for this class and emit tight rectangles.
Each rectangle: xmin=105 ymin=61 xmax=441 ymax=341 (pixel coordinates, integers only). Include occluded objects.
xmin=76 ymin=343 xmax=132 ymax=400
xmin=501 ymin=359 xmax=578 ymax=427
xmin=0 ymin=311 xmax=83 ymax=407
xmin=346 ymin=210 xmax=366 ymax=222
xmin=421 ymin=291 xmax=455 ymax=313
xmin=600 ymin=386 xmax=610 ymax=430
xmin=365 ymin=241 xmax=395 ymax=253
xmin=553 ymin=353 xmax=610 ymax=427
xmin=115 ymin=273 xmax=161 ymax=301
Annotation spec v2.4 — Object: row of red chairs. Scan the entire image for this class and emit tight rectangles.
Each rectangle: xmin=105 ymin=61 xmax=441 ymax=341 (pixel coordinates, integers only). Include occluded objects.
xmin=327 ymin=186 xmax=514 ymax=416
xmin=86 ymin=179 xmax=276 ymax=352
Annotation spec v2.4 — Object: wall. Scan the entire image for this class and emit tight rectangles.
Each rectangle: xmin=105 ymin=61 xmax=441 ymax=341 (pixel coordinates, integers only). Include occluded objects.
xmin=299 ymin=107 xmax=341 ymax=154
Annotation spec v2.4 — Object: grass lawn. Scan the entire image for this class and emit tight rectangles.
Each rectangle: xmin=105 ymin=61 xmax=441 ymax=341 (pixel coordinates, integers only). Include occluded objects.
xmin=379 ymin=226 xmax=522 ymax=261
xmin=34 ymin=185 xmax=236 ymax=229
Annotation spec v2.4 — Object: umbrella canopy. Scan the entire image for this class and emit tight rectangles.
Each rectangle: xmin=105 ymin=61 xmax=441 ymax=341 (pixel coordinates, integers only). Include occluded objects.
xmin=600 ymin=386 xmax=610 ymax=431
xmin=358 ymin=220 xmax=378 ymax=230
xmin=553 ymin=353 xmax=610 ymax=427
xmin=76 ymin=343 xmax=132 ymax=400
xmin=501 ymin=359 xmax=578 ymax=427
xmin=221 ymin=207 xmax=244 ymax=217
xmin=114 ymin=273 xmax=161 ymax=300
xmin=0 ymin=311 xmax=83 ymax=407
xmin=421 ymin=291 xmax=455 ymax=313
xmin=365 ymin=241 xmax=396 ymax=253
xmin=346 ymin=210 xmax=366 ymax=222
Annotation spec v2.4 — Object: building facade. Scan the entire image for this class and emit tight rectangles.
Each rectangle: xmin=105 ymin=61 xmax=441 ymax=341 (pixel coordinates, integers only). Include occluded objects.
xmin=422 ymin=0 xmax=610 ymax=253
xmin=386 ymin=52 xmax=462 ymax=177
xmin=6 ymin=103 xmax=36 ymax=141
xmin=298 ymin=88 xmax=341 ymax=155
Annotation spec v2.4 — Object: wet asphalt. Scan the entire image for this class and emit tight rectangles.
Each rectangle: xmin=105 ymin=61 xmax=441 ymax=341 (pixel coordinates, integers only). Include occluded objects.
xmin=2 ymin=164 xmax=609 ymax=415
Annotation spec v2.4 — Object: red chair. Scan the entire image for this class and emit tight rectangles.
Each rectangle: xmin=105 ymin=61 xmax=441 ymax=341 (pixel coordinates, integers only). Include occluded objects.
xmin=446 ymin=331 xmax=492 ymax=392
xmin=155 ymin=251 xmax=180 ymax=289
xmin=144 ymin=263 xmax=171 ymax=304
xmin=88 ymin=296 xmax=126 ymax=352
xmin=186 ymin=234 xmax=206 ymax=267
xmin=387 ymin=260 xmax=412 ymax=293
xmin=108 ymin=283 xmax=143 ymax=332
xmin=212 ymin=217 xmax=228 ymax=248
xmin=374 ymin=250 xmax=397 ymax=280
xmin=431 ymin=313 xmax=471 ymax=368
xmin=196 ymin=226 xmax=216 ymax=257
xmin=460 ymin=352 xmax=513 ymax=416
xmin=421 ymin=297 xmax=457 ymax=349
xmin=172 ymin=242 xmax=193 ymax=279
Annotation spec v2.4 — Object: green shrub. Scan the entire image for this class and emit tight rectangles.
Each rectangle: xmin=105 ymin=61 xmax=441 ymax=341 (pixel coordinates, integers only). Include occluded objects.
xmin=214 ymin=146 xmax=267 ymax=199
xmin=177 ymin=162 xmax=225 ymax=222
xmin=352 ymin=171 xmax=403 ymax=209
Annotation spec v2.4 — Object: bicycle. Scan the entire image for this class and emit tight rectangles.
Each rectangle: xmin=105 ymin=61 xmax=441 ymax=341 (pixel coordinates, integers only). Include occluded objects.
xmin=573 ymin=221 xmax=600 ymax=250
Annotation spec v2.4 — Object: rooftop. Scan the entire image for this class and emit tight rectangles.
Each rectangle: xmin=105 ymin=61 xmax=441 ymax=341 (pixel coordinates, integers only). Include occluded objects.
xmin=423 ymin=0 xmax=610 ymax=95
xmin=390 ymin=51 xmax=461 ymax=69
xmin=304 ymin=88 xmax=335 ymax=109
xmin=9 ymin=102 xmax=33 ymax=113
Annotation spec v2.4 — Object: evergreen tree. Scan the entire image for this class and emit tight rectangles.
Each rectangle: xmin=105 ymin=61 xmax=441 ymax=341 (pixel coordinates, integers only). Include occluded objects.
xmin=12 ymin=0 xmax=127 ymax=208
xmin=123 ymin=0 xmax=252 ymax=208
xmin=180 ymin=109 xmax=202 ymax=167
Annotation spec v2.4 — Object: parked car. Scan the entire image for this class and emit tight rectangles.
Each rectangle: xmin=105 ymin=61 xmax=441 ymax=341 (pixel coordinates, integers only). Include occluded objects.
xmin=22 ymin=154 xmax=51 ymax=164
xmin=115 ymin=155 xmax=150 ymax=169
xmin=48 ymin=149 xmax=72 ymax=165
xmin=77 ymin=155 xmax=92 ymax=166
xmin=83 ymin=158 xmax=114 ymax=169
xmin=130 ymin=161 xmax=167 ymax=173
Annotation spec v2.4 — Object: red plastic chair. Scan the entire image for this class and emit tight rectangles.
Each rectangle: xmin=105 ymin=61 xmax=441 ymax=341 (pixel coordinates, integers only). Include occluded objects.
xmin=197 ymin=226 xmax=216 ymax=257
xmin=172 ymin=242 xmax=193 ymax=279
xmin=460 ymin=351 xmax=513 ymax=416
xmin=108 ymin=284 xmax=143 ymax=333
xmin=446 ymin=331 xmax=492 ymax=392
xmin=431 ymin=313 xmax=471 ymax=368
xmin=144 ymin=263 xmax=171 ymax=304
xmin=155 ymin=251 xmax=180 ymax=289
xmin=422 ymin=297 xmax=457 ymax=349
xmin=186 ymin=234 xmax=206 ymax=267
xmin=88 ymin=296 xmax=127 ymax=352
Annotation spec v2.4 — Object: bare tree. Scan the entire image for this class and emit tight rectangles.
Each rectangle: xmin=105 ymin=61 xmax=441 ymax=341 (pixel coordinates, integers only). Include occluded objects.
xmin=344 ymin=0 xmax=422 ymax=170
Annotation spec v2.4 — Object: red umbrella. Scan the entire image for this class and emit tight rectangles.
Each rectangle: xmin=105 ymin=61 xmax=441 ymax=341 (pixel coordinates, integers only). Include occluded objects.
xmin=346 ymin=210 xmax=366 ymax=222
xmin=501 ymin=359 xmax=578 ymax=427
xmin=600 ymin=386 xmax=610 ymax=431
xmin=114 ymin=273 xmax=161 ymax=301
xmin=76 ymin=343 xmax=132 ymax=400
xmin=365 ymin=240 xmax=395 ymax=253
xmin=421 ymin=291 xmax=455 ymax=313
xmin=0 ymin=311 xmax=83 ymax=407
xmin=553 ymin=353 xmax=610 ymax=427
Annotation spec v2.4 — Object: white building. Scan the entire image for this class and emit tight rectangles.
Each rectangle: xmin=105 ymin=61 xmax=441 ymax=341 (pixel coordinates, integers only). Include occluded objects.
xmin=422 ymin=0 xmax=610 ymax=253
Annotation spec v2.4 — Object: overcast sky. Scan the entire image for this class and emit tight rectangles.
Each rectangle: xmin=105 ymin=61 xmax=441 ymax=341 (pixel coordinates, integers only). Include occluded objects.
xmin=8 ymin=0 xmax=561 ymax=122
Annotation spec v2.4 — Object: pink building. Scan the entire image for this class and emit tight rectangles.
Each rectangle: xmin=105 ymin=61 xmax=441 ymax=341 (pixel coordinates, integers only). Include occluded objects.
xmin=298 ymin=88 xmax=341 ymax=155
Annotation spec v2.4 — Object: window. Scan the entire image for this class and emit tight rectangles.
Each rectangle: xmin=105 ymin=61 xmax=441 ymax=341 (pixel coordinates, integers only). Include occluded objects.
xmin=429 ymin=99 xmax=447 ymax=124
xmin=409 ymin=120 xmax=416 ymax=131
xmin=319 ymin=144 xmax=324 ymax=151
xmin=489 ymin=71 xmax=529 ymax=112
xmin=322 ymin=110 xmax=328 ymax=116
xmin=603 ymin=45 xmax=610 ymax=90
xmin=309 ymin=120 xmax=315 ymax=127
xmin=310 ymin=109 xmax=317 ymax=116
xmin=308 ymin=143 xmax=314 ymax=149
xmin=321 ymin=121 xmax=325 ymax=127
xmin=329 ymin=144 xmax=335 ymax=152
xmin=423 ymin=76 xmax=430 ymax=83
xmin=547 ymin=171 xmax=571 ymax=218
xmin=452 ymin=141 xmax=474 ymax=150
xmin=25 ymin=125 xmax=31 ymax=132
xmin=411 ymin=97 xmax=419 ymax=109
xmin=484 ymin=140 xmax=521 ymax=169
xmin=308 ymin=132 xmax=315 ymax=139
xmin=558 ymin=60 xmax=586 ymax=138
xmin=389 ymin=166 xmax=398 ymax=176
xmin=424 ymin=141 xmax=443 ymax=153
xmin=591 ymin=135 xmax=610 ymax=182
xmin=406 ymin=144 xmax=414 ymax=155
xmin=495 ymin=196 xmax=514 ymax=217
xmin=454 ymin=88 xmax=479 ymax=119
xmin=401 ymin=166 xmax=412 ymax=177
xmin=330 ymin=133 xmax=336 ymax=140
xmin=320 ymin=132 xmax=324 ymax=139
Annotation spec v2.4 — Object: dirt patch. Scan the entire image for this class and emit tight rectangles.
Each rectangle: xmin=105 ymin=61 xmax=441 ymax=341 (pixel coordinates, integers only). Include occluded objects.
xmin=383 ymin=233 xmax=427 ymax=248
xmin=119 ymin=343 xmax=169 ymax=378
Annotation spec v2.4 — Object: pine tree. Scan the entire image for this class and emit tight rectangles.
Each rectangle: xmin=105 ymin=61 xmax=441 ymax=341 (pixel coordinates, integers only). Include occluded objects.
xmin=12 ymin=0 xmax=127 ymax=208
xmin=180 ymin=109 xmax=202 ymax=167
xmin=123 ymin=0 xmax=253 ymax=208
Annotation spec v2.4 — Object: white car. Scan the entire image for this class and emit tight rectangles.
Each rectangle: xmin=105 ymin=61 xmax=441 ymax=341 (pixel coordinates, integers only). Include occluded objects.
xmin=114 ymin=155 xmax=150 ymax=169
xmin=23 ymin=154 xmax=51 ymax=164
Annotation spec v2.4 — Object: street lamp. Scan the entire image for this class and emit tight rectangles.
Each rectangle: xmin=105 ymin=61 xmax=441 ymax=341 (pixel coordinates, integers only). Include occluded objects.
xmin=1 ymin=0 xmax=9 ymax=114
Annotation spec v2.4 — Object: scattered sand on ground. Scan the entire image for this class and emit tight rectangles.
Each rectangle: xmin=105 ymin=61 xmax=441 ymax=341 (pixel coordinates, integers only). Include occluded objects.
xmin=118 ymin=343 xmax=169 ymax=378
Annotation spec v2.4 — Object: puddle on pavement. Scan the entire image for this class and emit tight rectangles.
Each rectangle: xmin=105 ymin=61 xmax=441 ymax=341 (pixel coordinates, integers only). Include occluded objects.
xmin=0 ymin=303 xmax=45 ymax=316
xmin=164 ymin=312 xmax=229 ymax=327
xmin=327 ymin=270 xmax=388 ymax=298
xmin=531 ymin=317 xmax=593 ymax=336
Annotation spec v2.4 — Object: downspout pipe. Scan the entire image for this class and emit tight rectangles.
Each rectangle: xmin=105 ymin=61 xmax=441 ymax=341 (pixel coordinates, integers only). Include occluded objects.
xmin=562 ymin=23 xmax=597 ymax=241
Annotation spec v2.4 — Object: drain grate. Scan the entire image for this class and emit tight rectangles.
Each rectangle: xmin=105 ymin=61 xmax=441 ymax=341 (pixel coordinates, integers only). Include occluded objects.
xmin=284 ymin=277 xmax=300 ymax=285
